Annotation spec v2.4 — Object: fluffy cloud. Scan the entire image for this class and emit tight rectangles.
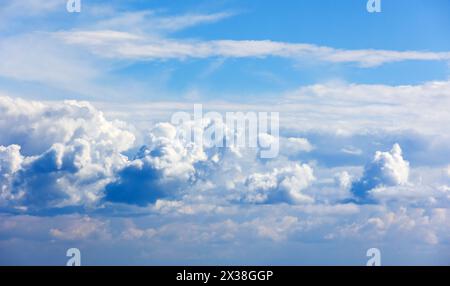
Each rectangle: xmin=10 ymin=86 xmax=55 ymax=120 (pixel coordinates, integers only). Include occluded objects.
xmin=351 ymin=144 xmax=410 ymax=201
xmin=0 ymin=96 xmax=134 ymax=210
xmin=0 ymin=145 xmax=23 ymax=205
xmin=0 ymin=95 xmax=320 ymax=210
xmin=1 ymin=95 xmax=446 ymax=214
xmin=104 ymin=116 xmax=315 ymax=206
xmin=104 ymin=121 xmax=218 ymax=205
xmin=242 ymin=164 xmax=315 ymax=204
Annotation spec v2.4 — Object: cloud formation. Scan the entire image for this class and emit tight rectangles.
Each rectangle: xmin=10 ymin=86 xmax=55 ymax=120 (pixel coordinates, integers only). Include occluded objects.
xmin=0 ymin=94 xmax=449 ymax=265
xmin=242 ymin=164 xmax=315 ymax=204
xmin=0 ymin=96 xmax=319 ymax=210
xmin=351 ymin=144 xmax=410 ymax=201
xmin=58 ymin=30 xmax=450 ymax=67
xmin=0 ymin=96 xmax=134 ymax=210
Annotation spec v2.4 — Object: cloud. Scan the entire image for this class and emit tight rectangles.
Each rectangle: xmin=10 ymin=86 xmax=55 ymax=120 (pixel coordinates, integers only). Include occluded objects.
xmin=0 ymin=95 xmax=319 ymax=210
xmin=351 ymin=144 xmax=410 ymax=201
xmin=1 ymin=94 xmax=448 ymax=214
xmin=0 ymin=96 xmax=134 ymax=155
xmin=328 ymin=207 xmax=450 ymax=246
xmin=341 ymin=147 xmax=363 ymax=156
xmin=282 ymin=137 xmax=314 ymax=154
xmin=0 ymin=0 xmax=63 ymax=29
xmin=335 ymin=171 xmax=352 ymax=190
xmin=0 ymin=145 xmax=23 ymax=205
xmin=104 ymin=116 xmax=310 ymax=207
xmin=49 ymin=216 xmax=110 ymax=241
xmin=242 ymin=164 xmax=315 ymax=204
xmin=57 ymin=30 xmax=450 ymax=67
xmin=446 ymin=166 xmax=450 ymax=178
xmin=251 ymin=216 xmax=299 ymax=241
xmin=0 ymin=145 xmax=23 ymax=175
xmin=0 ymin=95 xmax=134 ymax=210
xmin=104 ymin=121 xmax=211 ymax=206
xmin=0 ymin=33 xmax=101 ymax=92
xmin=1 ymin=0 xmax=63 ymax=15
xmin=95 ymin=10 xmax=235 ymax=33
xmin=100 ymin=80 xmax=450 ymax=137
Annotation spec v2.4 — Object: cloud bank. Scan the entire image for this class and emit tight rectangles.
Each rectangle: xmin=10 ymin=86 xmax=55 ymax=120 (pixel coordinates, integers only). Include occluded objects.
xmin=0 ymin=95 xmax=321 ymax=211
xmin=0 ymin=92 xmax=450 ymax=264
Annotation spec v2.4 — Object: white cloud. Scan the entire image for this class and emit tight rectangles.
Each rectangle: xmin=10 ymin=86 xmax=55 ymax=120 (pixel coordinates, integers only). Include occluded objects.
xmin=1 ymin=94 xmax=449 ymax=214
xmin=0 ymin=96 xmax=134 ymax=155
xmin=341 ymin=147 xmax=363 ymax=156
xmin=95 ymin=11 xmax=235 ymax=33
xmin=0 ymin=145 xmax=23 ymax=175
xmin=0 ymin=145 xmax=24 ymax=204
xmin=0 ymin=95 xmax=134 ymax=209
xmin=372 ymin=144 xmax=410 ymax=186
xmin=99 ymin=80 xmax=450 ymax=136
xmin=49 ymin=216 xmax=111 ymax=241
xmin=251 ymin=216 xmax=299 ymax=242
xmin=0 ymin=95 xmax=319 ymax=210
xmin=335 ymin=171 xmax=352 ymax=190
xmin=351 ymin=144 xmax=410 ymax=199
xmin=0 ymin=33 xmax=101 ymax=91
xmin=329 ymin=207 xmax=450 ymax=246
xmin=243 ymin=164 xmax=315 ymax=204
xmin=0 ymin=0 xmax=63 ymax=26
xmin=283 ymin=137 xmax=314 ymax=154
xmin=57 ymin=30 xmax=450 ymax=67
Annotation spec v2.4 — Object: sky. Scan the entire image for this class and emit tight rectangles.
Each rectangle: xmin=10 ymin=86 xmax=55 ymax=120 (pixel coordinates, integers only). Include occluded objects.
xmin=0 ymin=0 xmax=450 ymax=265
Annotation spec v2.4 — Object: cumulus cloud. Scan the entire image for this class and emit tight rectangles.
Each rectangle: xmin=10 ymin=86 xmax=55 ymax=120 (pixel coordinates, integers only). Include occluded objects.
xmin=351 ymin=144 xmax=410 ymax=201
xmin=0 ymin=95 xmax=320 ymax=210
xmin=104 ymin=121 xmax=217 ymax=205
xmin=0 ymin=96 xmax=134 ymax=210
xmin=242 ymin=164 xmax=315 ymax=204
xmin=0 ymin=145 xmax=24 ymax=205
xmin=104 ymin=115 xmax=308 ymax=206
xmin=1 ymin=95 xmax=445 ymax=215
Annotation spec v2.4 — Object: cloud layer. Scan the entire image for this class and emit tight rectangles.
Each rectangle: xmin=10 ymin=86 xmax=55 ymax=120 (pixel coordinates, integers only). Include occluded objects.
xmin=0 ymin=88 xmax=450 ymax=264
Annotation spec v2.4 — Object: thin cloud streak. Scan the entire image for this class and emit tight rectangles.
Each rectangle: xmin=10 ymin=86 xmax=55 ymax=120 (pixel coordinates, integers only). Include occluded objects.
xmin=57 ymin=30 xmax=450 ymax=67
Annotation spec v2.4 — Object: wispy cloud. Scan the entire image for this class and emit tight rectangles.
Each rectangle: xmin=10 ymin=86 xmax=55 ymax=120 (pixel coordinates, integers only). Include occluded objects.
xmin=93 ymin=10 xmax=235 ymax=34
xmin=0 ymin=33 xmax=100 ymax=88
xmin=57 ymin=30 xmax=450 ymax=67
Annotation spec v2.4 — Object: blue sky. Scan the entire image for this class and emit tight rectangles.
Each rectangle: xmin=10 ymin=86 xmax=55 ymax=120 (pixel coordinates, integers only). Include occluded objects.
xmin=1 ymin=0 xmax=450 ymax=266
xmin=1 ymin=0 xmax=450 ymax=101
